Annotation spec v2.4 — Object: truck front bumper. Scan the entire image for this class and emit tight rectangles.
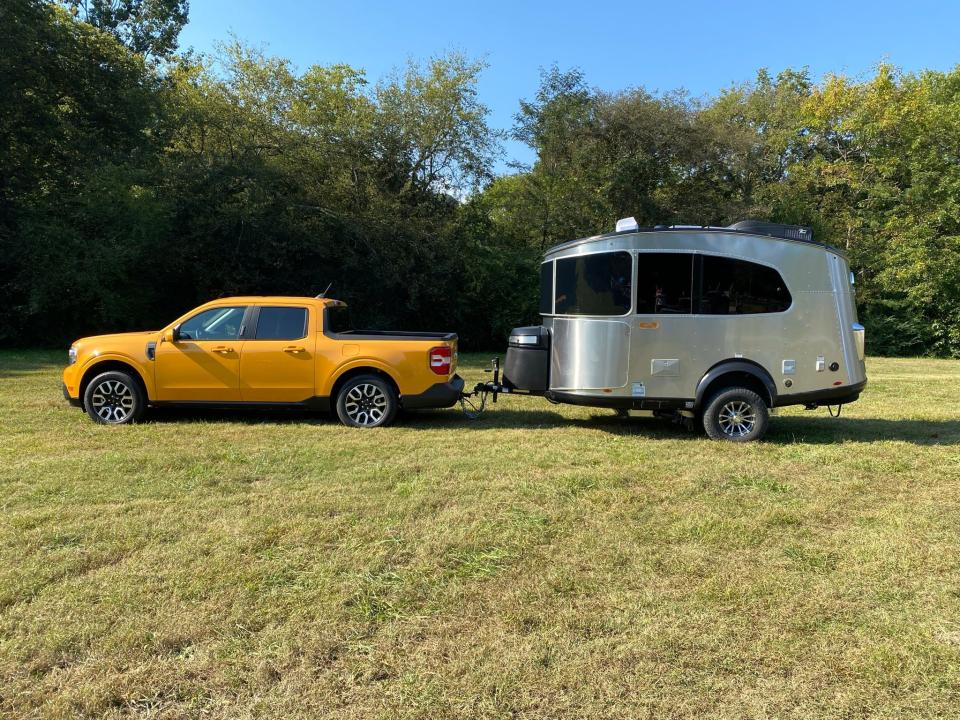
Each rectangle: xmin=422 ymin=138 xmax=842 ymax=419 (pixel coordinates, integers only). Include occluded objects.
xmin=401 ymin=374 xmax=465 ymax=410
xmin=62 ymin=382 xmax=83 ymax=408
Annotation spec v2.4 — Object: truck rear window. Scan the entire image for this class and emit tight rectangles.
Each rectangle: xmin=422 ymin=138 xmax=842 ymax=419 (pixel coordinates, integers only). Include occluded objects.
xmin=554 ymin=252 xmax=632 ymax=316
xmin=326 ymin=306 xmax=354 ymax=334
xmin=255 ymin=307 xmax=307 ymax=340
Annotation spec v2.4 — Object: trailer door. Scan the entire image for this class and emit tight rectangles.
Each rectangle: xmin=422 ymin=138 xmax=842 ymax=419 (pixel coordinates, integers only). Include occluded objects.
xmin=632 ymin=253 xmax=696 ymax=400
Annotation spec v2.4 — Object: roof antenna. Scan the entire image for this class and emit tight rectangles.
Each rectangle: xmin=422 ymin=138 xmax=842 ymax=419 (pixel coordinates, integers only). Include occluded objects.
xmin=316 ymin=282 xmax=332 ymax=299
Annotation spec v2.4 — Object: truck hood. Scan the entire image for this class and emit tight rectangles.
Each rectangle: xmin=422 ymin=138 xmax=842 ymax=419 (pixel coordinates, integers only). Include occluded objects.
xmin=74 ymin=331 xmax=158 ymax=346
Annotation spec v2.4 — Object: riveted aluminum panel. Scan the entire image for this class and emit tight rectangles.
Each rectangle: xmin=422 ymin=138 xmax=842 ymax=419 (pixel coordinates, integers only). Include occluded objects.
xmin=549 ymin=318 xmax=631 ymax=390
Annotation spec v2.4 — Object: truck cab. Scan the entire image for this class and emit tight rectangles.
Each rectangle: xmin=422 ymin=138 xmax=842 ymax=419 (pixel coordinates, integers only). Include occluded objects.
xmin=62 ymin=296 xmax=462 ymax=427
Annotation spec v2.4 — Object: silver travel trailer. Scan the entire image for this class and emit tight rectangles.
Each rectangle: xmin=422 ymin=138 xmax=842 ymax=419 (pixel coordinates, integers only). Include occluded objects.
xmin=493 ymin=219 xmax=867 ymax=441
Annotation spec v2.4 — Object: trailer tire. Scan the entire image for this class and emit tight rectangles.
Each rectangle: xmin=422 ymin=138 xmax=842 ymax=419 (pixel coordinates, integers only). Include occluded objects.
xmin=702 ymin=387 xmax=769 ymax=442
xmin=335 ymin=374 xmax=398 ymax=428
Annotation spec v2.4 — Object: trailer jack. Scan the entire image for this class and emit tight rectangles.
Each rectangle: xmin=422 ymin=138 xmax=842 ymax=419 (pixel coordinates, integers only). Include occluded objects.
xmin=459 ymin=357 xmax=510 ymax=419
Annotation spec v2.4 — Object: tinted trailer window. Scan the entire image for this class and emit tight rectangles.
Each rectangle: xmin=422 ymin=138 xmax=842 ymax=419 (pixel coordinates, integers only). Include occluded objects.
xmin=696 ymin=256 xmax=792 ymax=314
xmin=554 ymin=252 xmax=632 ymax=316
xmin=539 ymin=261 xmax=553 ymax=314
xmin=636 ymin=253 xmax=694 ymax=314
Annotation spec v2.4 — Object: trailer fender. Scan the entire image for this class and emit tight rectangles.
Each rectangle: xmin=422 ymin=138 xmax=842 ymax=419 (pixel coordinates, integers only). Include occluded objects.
xmin=695 ymin=360 xmax=777 ymax=411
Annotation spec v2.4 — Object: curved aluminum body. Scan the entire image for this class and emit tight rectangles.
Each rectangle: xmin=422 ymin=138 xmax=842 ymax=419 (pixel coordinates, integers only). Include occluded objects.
xmin=540 ymin=229 xmax=867 ymax=406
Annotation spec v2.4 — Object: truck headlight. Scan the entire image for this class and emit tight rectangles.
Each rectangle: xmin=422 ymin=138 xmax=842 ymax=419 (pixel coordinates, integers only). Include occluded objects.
xmin=68 ymin=346 xmax=77 ymax=365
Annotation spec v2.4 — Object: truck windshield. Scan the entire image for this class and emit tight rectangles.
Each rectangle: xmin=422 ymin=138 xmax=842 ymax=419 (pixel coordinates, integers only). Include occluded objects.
xmin=326 ymin=306 xmax=354 ymax=334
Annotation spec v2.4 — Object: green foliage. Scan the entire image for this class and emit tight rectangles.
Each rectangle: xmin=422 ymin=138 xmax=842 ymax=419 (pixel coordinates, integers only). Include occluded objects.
xmin=59 ymin=0 xmax=188 ymax=57
xmin=2 ymin=2 xmax=960 ymax=354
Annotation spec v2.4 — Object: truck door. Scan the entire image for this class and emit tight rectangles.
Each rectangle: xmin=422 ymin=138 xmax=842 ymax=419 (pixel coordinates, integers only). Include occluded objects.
xmin=155 ymin=305 xmax=248 ymax=401
xmin=239 ymin=305 xmax=317 ymax=402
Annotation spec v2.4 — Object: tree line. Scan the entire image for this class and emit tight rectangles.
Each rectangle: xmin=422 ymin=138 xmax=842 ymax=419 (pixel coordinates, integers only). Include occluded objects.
xmin=2 ymin=0 xmax=959 ymax=355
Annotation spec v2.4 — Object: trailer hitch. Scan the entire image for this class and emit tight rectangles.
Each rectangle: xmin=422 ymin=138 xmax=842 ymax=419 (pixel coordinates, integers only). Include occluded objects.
xmin=459 ymin=357 xmax=510 ymax=419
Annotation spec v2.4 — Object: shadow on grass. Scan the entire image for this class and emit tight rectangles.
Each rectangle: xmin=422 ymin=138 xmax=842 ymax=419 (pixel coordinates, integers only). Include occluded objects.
xmin=0 ymin=354 xmax=63 ymax=379
xmin=142 ymin=405 xmax=960 ymax=446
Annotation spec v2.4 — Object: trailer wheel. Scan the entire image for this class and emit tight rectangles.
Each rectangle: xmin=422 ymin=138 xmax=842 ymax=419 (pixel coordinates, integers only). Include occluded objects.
xmin=702 ymin=387 xmax=769 ymax=442
xmin=335 ymin=375 xmax=398 ymax=428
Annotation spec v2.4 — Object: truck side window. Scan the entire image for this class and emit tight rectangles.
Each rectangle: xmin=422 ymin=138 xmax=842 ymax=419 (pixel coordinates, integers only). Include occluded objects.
xmin=697 ymin=257 xmax=792 ymax=314
xmin=255 ymin=307 xmax=308 ymax=340
xmin=539 ymin=261 xmax=553 ymax=314
xmin=554 ymin=252 xmax=632 ymax=316
xmin=636 ymin=253 xmax=693 ymax=314
xmin=178 ymin=306 xmax=247 ymax=341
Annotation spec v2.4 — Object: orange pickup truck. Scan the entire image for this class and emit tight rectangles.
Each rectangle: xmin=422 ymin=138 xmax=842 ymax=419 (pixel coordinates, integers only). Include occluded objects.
xmin=62 ymin=296 xmax=462 ymax=427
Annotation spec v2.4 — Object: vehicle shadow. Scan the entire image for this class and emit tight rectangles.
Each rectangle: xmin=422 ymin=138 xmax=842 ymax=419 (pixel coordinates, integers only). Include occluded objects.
xmin=406 ymin=409 xmax=960 ymax=446
xmin=142 ymin=406 xmax=960 ymax=446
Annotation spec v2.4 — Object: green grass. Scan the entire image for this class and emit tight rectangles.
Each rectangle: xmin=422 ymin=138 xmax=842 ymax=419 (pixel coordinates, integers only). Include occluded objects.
xmin=1 ymin=351 xmax=959 ymax=719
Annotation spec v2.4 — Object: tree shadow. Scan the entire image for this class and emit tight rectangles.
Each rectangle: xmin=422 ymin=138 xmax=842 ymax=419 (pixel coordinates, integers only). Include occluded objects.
xmin=0 ymin=359 xmax=63 ymax=379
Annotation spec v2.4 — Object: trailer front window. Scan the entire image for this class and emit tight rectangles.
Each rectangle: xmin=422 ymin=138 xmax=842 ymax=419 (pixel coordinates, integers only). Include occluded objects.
xmin=539 ymin=262 xmax=553 ymax=314
xmin=554 ymin=252 xmax=632 ymax=316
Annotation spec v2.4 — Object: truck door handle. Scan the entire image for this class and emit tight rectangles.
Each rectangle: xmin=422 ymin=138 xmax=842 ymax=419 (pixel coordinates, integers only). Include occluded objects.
xmin=211 ymin=345 xmax=234 ymax=354
xmin=283 ymin=346 xmax=306 ymax=354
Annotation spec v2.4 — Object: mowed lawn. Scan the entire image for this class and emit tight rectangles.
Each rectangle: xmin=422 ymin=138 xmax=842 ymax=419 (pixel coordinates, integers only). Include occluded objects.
xmin=1 ymin=352 xmax=959 ymax=719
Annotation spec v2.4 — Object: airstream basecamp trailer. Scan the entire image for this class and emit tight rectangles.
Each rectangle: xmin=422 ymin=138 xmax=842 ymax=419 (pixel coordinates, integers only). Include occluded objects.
xmin=478 ymin=219 xmax=866 ymax=442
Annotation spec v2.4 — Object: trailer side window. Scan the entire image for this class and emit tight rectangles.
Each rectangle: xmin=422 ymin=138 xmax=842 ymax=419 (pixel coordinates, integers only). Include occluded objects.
xmin=697 ymin=256 xmax=792 ymax=314
xmin=554 ymin=252 xmax=632 ymax=315
xmin=539 ymin=262 xmax=553 ymax=314
xmin=636 ymin=253 xmax=693 ymax=314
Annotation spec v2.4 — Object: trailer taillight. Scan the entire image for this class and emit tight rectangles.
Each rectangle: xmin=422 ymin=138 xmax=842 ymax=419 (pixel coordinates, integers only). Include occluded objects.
xmin=429 ymin=346 xmax=452 ymax=375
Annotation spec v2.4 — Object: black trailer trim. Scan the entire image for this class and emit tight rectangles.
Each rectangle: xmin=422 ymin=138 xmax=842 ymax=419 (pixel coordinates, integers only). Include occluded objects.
xmin=773 ymin=380 xmax=867 ymax=408
xmin=695 ymin=360 xmax=778 ymax=409
xmin=545 ymin=391 xmax=689 ymax=411
xmin=545 ymin=379 xmax=866 ymax=414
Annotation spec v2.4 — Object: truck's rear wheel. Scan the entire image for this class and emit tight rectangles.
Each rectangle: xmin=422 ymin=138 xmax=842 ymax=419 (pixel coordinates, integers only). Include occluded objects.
xmin=702 ymin=387 xmax=769 ymax=442
xmin=336 ymin=375 xmax=397 ymax=428
xmin=83 ymin=371 xmax=146 ymax=425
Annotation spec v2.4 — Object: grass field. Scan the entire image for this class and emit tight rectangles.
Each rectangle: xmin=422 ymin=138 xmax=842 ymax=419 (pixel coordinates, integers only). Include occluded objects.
xmin=1 ymin=351 xmax=959 ymax=719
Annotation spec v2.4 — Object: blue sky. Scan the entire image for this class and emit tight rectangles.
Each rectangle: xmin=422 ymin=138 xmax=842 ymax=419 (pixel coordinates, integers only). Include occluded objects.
xmin=180 ymin=1 xmax=960 ymax=171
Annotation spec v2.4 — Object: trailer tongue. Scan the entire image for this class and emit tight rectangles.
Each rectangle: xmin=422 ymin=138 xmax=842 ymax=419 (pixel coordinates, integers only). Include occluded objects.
xmin=458 ymin=357 xmax=508 ymax=419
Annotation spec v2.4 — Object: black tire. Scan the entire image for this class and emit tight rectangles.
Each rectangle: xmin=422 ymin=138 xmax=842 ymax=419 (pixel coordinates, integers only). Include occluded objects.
xmin=83 ymin=370 xmax=146 ymax=425
xmin=335 ymin=375 xmax=398 ymax=428
xmin=702 ymin=387 xmax=769 ymax=442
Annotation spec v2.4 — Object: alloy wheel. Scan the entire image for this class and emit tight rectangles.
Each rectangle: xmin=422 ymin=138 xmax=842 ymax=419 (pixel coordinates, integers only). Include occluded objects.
xmin=90 ymin=379 xmax=135 ymax=424
xmin=717 ymin=400 xmax=756 ymax=438
xmin=344 ymin=383 xmax=388 ymax=426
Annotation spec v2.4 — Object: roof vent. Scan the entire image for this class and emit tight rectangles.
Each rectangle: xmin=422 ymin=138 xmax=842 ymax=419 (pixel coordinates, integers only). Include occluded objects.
xmin=729 ymin=220 xmax=814 ymax=243
xmin=615 ymin=216 xmax=639 ymax=233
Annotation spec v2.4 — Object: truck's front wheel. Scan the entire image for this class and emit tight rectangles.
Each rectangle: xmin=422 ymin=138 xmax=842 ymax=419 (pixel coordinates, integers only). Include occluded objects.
xmin=83 ymin=370 xmax=146 ymax=425
xmin=335 ymin=375 xmax=398 ymax=428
